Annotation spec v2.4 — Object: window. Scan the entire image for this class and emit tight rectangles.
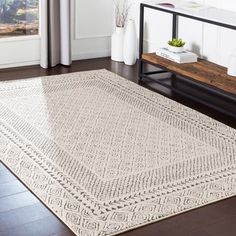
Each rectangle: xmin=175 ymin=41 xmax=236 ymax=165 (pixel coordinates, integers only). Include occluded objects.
xmin=0 ymin=0 xmax=39 ymax=38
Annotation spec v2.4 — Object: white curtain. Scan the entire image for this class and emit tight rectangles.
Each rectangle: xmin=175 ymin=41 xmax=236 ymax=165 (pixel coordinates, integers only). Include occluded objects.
xmin=40 ymin=0 xmax=71 ymax=68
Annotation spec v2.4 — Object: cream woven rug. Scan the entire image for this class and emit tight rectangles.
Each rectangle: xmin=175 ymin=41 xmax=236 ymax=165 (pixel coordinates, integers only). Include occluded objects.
xmin=0 ymin=69 xmax=235 ymax=236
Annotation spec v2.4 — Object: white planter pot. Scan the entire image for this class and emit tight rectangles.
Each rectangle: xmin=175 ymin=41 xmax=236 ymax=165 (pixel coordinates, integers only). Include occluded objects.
xmin=227 ymin=53 xmax=236 ymax=77
xmin=111 ymin=27 xmax=124 ymax=62
xmin=168 ymin=45 xmax=184 ymax=53
xmin=123 ymin=20 xmax=137 ymax=66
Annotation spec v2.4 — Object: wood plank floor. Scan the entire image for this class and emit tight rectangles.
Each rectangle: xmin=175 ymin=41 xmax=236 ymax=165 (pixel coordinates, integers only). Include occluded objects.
xmin=0 ymin=58 xmax=235 ymax=236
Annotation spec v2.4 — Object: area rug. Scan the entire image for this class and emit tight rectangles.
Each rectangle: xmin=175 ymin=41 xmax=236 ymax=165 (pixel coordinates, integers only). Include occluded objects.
xmin=0 ymin=69 xmax=235 ymax=236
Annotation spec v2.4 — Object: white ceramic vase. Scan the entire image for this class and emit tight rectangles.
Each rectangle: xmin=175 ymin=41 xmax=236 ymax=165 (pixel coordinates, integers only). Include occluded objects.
xmin=168 ymin=45 xmax=185 ymax=53
xmin=111 ymin=27 xmax=125 ymax=62
xmin=123 ymin=20 xmax=137 ymax=66
xmin=227 ymin=52 xmax=236 ymax=77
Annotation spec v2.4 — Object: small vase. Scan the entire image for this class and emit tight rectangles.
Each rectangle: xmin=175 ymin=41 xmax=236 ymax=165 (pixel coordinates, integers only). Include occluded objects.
xmin=111 ymin=27 xmax=125 ymax=62
xmin=227 ymin=52 xmax=236 ymax=77
xmin=123 ymin=20 xmax=137 ymax=66
xmin=168 ymin=45 xmax=185 ymax=53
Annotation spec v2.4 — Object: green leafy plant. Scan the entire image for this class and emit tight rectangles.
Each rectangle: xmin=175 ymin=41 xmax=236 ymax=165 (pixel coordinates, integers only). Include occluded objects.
xmin=168 ymin=38 xmax=185 ymax=47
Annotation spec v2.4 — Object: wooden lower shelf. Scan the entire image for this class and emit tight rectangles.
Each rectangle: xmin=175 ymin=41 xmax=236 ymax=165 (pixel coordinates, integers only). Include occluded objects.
xmin=142 ymin=53 xmax=236 ymax=95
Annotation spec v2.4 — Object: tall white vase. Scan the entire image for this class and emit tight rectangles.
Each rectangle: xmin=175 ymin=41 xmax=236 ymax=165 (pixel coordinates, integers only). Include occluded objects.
xmin=111 ymin=27 xmax=125 ymax=62
xmin=227 ymin=51 xmax=236 ymax=77
xmin=123 ymin=20 xmax=137 ymax=66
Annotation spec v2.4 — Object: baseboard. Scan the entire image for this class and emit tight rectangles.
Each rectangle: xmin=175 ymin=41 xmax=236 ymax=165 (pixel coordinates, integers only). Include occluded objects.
xmin=0 ymin=50 xmax=111 ymax=70
xmin=0 ymin=51 xmax=112 ymax=69
xmin=0 ymin=60 xmax=40 ymax=69
xmin=72 ymin=50 xmax=111 ymax=61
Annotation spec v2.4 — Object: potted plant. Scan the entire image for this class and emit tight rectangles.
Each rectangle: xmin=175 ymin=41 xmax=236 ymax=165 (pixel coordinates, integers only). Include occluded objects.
xmin=168 ymin=38 xmax=185 ymax=53
xmin=111 ymin=0 xmax=130 ymax=62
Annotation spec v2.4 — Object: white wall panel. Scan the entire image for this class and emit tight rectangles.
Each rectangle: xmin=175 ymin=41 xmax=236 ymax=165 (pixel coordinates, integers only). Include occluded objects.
xmin=75 ymin=0 xmax=113 ymax=39
xmin=0 ymin=36 xmax=40 ymax=69
xmin=218 ymin=28 xmax=236 ymax=67
xmin=178 ymin=18 xmax=204 ymax=57
xmin=202 ymin=23 xmax=220 ymax=63
xmin=144 ymin=9 xmax=172 ymax=52
xmin=217 ymin=0 xmax=236 ymax=66
xmin=201 ymin=0 xmax=220 ymax=63
xmin=72 ymin=0 xmax=113 ymax=60
xmin=139 ymin=0 xmax=236 ymax=66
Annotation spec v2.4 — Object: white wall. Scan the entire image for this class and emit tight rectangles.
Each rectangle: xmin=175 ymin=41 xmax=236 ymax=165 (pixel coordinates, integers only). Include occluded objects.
xmin=0 ymin=0 xmax=235 ymax=68
xmin=0 ymin=36 xmax=40 ymax=69
xmin=71 ymin=0 xmax=113 ymax=60
xmin=72 ymin=0 xmax=236 ymax=67
xmin=0 ymin=0 xmax=113 ymax=68
xmin=131 ymin=0 xmax=236 ymax=67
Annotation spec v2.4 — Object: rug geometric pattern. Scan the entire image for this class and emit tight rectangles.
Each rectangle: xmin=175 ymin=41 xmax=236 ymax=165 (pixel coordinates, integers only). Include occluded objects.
xmin=0 ymin=70 xmax=235 ymax=235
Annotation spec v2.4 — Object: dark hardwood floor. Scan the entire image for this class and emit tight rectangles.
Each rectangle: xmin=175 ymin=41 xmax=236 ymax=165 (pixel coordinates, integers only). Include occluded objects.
xmin=0 ymin=58 xmax=235 ymax=236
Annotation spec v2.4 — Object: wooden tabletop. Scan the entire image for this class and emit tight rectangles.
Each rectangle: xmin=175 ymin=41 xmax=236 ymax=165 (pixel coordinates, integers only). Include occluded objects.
xmin=142 ymin=53 xmax=236 ymax=95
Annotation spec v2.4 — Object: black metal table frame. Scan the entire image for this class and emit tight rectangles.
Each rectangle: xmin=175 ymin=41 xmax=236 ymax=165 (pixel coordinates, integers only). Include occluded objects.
xmin=138 ymin=3 xmax=236 ymax=118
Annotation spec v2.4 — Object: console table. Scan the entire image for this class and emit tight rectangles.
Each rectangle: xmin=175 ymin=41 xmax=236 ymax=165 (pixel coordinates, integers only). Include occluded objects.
xmin=139 ymin=2 xmax=236 ymax=118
